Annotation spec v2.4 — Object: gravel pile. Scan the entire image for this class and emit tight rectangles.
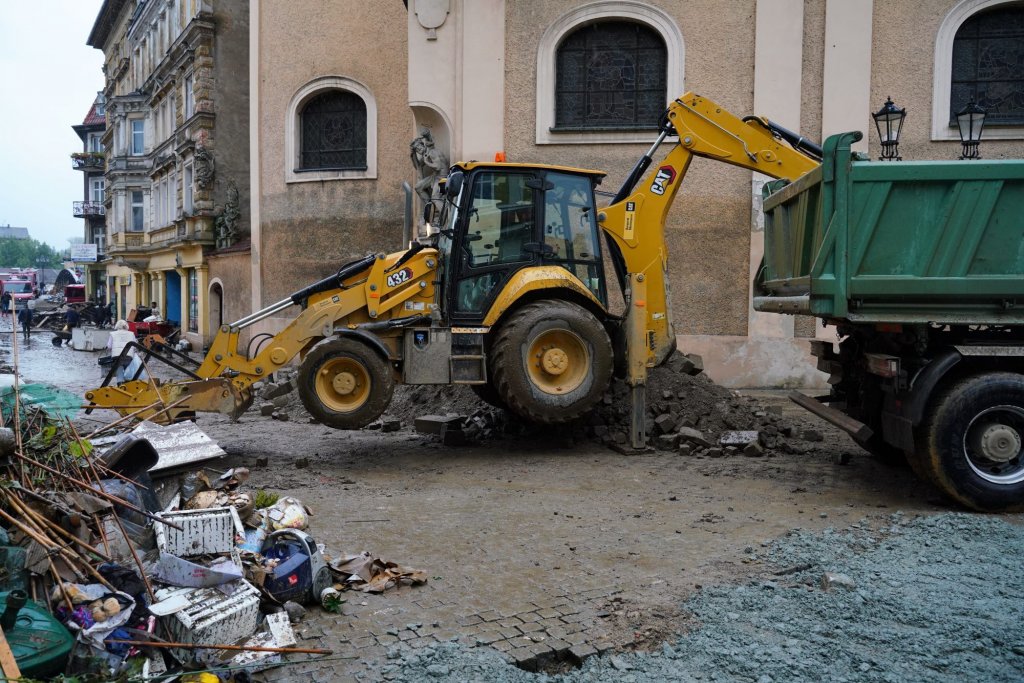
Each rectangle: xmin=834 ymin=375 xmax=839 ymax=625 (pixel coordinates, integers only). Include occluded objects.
xmin=381 ymin=512 xmax=1024 ymax=682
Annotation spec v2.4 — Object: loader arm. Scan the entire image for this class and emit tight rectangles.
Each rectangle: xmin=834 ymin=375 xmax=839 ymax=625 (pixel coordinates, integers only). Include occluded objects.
xmin=598 ymin=92 xmax=820 ymax=446
xmin=85 ymin=248 xmax=439 ymax=422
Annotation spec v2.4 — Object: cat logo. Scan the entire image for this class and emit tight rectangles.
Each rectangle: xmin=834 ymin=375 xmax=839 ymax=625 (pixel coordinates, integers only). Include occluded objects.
xmin=650 ymin=166 xmax=677 ymax=196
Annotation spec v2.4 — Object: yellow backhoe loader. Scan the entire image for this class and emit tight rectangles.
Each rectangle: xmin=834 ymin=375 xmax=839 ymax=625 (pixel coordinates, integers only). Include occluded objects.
xmin=85 ymin=93 xmax=821 ymax=448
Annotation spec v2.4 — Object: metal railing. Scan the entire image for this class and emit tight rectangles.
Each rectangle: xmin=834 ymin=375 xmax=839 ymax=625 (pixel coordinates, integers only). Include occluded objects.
xmin=72 ymin=201 xmax=106 ymax=217
xmin=71 ymin=154 xmax=104 ymax=170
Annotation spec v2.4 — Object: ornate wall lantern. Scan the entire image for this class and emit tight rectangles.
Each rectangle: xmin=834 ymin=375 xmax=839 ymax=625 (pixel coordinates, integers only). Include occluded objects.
xmin=956 ymin=99 xmax=987 ymax=160
xmin=872 ymin=97 xmax=906 ymax=161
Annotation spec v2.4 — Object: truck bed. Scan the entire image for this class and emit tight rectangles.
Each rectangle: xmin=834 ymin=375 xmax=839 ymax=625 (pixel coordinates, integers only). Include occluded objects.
xmin=754 ymin=131 xmax=1024 ymax=325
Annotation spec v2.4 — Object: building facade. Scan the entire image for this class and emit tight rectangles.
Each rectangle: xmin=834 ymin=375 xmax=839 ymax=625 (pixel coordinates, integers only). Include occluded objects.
xmin=72 ymin=96 xmax=108 ymax=299
xmin=251 ymin=0 xmax=1023 ymax=386
xmin=87 ymin=0 xmax=249 ymax=347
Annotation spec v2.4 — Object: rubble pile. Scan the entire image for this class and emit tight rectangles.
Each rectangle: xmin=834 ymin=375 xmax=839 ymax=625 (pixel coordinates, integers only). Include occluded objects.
xmin=254 ymin=350 xmax=820 ymax=456
xmin=0 ymin=381 xmax=427 ymax=680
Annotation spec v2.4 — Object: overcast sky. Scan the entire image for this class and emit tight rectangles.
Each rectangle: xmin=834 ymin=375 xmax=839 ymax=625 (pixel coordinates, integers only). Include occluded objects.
xmin=0 ymin=1 xmax=105 ymax=250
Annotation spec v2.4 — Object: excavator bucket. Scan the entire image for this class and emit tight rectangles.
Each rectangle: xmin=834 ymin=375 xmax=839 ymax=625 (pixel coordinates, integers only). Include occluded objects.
xmin=85 ymin=378 xmax=252 ymax=424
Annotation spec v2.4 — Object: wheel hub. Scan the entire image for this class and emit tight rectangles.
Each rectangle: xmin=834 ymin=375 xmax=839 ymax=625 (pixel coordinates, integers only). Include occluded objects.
xmin=332 ymin=371 xmax=357 ymax=395
xmin=974 ymin=423 xmax=1021 ymax=463
xmin=541 ymin=348 xmax=568 ymax=375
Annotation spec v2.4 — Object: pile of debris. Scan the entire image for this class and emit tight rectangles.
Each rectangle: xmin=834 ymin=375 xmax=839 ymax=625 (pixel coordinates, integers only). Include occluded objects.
xmin=0 ymin=382 xmax=427 ymax=680
xmin=252 ymin=350 xmax=822 ymax=456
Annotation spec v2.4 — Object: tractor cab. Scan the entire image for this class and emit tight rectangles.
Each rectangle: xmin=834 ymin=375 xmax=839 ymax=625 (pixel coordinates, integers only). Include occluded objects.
xmin=432 ymin=162 xmax=609 ymax=325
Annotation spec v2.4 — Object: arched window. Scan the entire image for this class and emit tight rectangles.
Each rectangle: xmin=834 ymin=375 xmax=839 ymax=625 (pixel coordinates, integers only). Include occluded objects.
xmin=555 ymin=21 xmax=667 ymax=131
xmin=951 ymin=3 xmax=1024 ymax=125
xmin=286 ymin=76 xmax=377 ymax=182
xmin=536 ymin=1 xmax=683 ymax=145
xmin=300 ymin=91 xmax=367 ymax=170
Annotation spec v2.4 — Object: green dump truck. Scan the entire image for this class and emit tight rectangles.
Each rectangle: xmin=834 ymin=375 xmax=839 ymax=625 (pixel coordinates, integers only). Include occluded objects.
xmin=754 ymin=131 xmax=1024 ymax=512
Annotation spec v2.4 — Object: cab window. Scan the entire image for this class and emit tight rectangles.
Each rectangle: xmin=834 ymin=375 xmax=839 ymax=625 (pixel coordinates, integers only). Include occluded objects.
xmin=543 ymin=172 xmax=603 ymax=301
xmin=463 ymin=172 xmax=535 ymax=267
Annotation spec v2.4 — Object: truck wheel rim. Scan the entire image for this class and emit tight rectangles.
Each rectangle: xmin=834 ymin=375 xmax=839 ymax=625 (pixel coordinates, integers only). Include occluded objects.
xmin=527 ymin=329 xmax=589 ymax=395
xmin=964 ymin=405 xmax=1024 ymax=485
xmin=316 ymin=357 xmax=370 ymax=412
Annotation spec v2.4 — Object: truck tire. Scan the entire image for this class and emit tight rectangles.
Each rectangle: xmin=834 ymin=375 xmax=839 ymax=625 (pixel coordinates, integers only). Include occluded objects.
xmin=491 ymin=300 xmax=612 ymax=424
xmin=917 ymin=372 xmax=1024 ymax=512
xmin=297 ymin=337 xmax=394 ymax=429
xmin=470 ymin=382 xmax=508 ymax=410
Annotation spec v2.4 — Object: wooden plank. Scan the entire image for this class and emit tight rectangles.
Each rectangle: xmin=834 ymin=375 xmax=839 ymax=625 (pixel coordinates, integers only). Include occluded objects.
xmin=789 ymin=390 xmax=873 ymax=442
xmin=0 ymin=626 xmax=22 ymax=679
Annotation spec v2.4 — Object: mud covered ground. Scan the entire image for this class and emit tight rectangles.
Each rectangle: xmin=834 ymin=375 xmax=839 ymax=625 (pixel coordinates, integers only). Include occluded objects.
xmin=7 ymin=330 xmax=1022 ymax=682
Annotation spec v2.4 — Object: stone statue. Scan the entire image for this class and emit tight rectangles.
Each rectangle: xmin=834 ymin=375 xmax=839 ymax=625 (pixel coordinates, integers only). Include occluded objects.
xmin=194 ymin=144 xmax=215 ymax=190
xmin=215 ymin=183 xmax=241 ymax=249
xmin=410 ymin=129 xmax=447 ymax=210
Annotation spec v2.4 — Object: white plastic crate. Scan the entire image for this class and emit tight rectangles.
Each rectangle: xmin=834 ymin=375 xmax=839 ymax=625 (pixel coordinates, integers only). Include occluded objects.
xmin=155 ymin=507 xmax=243 ymax=557
xmin=155 ymin=581 xmax=261 ymax=660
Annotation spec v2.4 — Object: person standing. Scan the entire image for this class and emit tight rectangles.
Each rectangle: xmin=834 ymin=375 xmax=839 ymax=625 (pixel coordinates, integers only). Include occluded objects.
xmin=17 ymin=304 xmax=32 ymax=340
xmin=0 ymin=291 xmax=10 ymax=323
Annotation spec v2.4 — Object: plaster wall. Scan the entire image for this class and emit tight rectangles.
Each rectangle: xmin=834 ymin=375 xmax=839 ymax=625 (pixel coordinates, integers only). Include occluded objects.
xmin=254 ymin=0 xmax=411 ymax=309
xmin=504 ymin=0 xmax=758 ymax=337
xmin=869 ymin=0 xmax=1024 ymax=161
xmin=211 ymin=1 xmax=251 ymax=238
xmin=208 ymin=250 xmax=252 ymax=345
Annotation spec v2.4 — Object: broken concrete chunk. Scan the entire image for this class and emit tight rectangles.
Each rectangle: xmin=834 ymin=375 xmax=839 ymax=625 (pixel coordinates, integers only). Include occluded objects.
xmin=654 ymin=413 xmax=679 ymax=435
xmin=802 ymin=429 xmax=824 ymax=442
xmin=743 ymin=441 xmax=765 ymax=457
xmin=678 ymin=443 xmax=693 ymax=456
xmin=381 ymin=418 xmax=402 ymax=433
xmin=821 ymin=572 xmax=856 ymax=591
xmin=677 ymin=427 xmax=709 ymax=447
xmin=656 ymin=434 xmax=681 ymax=451
xmin=271 ymin=411 xmax=290 ymax=422
xmin=272 ymin=395 xmax=290 ymax=409
xmin=684 ymin=353 xmax=704 ymax=375
xmin=414 ymin=415 xmax=465 ymax=436
xmin=720 ymin=430 xmax=760 ymax=446
xmin=259 ymin=403 xmax=275 ymax=417
xmin=705 ymin=447 xmax=724 ymax=458
xmin=261 ymin=380 xmax=294 ymax=400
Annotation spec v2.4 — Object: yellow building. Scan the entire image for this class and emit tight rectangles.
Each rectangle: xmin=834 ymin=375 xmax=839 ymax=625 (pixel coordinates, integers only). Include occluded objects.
xmin=88 ymin=0 xmax=249 ymax=348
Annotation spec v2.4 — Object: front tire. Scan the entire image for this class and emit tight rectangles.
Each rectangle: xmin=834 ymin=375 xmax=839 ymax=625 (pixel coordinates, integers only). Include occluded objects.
xmin=491 ymin=300 xmax=612 ymax=424
xmin=297 ymin=337 xmax=394 ymax=429
xmin=918 ymin=372 xmax=1024 ymax=512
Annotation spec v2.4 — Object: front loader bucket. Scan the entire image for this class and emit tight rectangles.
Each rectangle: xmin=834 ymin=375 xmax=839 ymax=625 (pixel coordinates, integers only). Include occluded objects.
xmin=85 ymin=378 xmax=252 ymax=424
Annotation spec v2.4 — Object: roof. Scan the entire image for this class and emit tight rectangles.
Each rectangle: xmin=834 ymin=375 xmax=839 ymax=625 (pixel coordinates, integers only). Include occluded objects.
xmin=453 ymin=161 xmax=607 ymax=178
xmin=82 ymin=101 xmax=105 ymax=126
xmin=87 ymin=0 xmax=130 ymax=49
xmin=0 ymin=227 xmax=30 ymax=240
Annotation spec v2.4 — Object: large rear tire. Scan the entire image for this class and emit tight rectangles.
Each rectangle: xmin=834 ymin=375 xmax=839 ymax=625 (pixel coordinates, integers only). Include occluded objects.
xmin=917 ymin=372 xmax=1024 ymax=512
xmin=491 ymin=300 xmax=612 ymax=424
xmin=297 ymin=337 xmax=394 ymax=429
xmin=470 ymin=382 xmax=508 ymax=410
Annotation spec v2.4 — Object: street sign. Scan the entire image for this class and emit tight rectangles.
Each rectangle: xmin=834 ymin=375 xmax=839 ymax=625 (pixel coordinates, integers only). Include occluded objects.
xmin=70 ymin=243 xmax=98 ymax=262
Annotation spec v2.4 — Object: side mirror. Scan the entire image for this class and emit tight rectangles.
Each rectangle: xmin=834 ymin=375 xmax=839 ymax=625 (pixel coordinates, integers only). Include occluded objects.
xmin=423 ymin=203 xmax=436 ymax=225
xmin=446 ymin=171 xmax=464 ymax=199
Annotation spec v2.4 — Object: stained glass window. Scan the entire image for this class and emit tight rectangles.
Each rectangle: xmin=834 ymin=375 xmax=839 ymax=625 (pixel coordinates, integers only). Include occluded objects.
xmin=554 ymin=21 xmax=667 ymax=131
xmin=300 ymin=91 xmax=367 ymax=170
xmin=951 ymin=4 xmax=1024 ymax=125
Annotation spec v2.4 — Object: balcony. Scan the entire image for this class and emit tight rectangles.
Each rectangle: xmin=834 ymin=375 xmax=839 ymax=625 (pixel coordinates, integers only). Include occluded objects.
xmin=71 ymin=152 xmax=105 ymax=171
xmin=73 ymin=201 xmax=106 ymax=218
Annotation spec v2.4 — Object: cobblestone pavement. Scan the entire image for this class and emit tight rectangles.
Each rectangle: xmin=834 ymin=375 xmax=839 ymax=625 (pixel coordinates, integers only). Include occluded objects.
xmin=11 ymin=337 xmax=946 ymax=682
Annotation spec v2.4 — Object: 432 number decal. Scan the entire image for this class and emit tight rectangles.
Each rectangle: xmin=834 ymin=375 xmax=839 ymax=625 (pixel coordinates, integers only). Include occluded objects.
xmin=386 ymin=267 xmax=414 ymax=288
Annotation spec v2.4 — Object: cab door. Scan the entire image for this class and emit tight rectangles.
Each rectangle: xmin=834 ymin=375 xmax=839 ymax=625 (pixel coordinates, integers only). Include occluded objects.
xmin=448 ymin=170 xmax=541 ymax=324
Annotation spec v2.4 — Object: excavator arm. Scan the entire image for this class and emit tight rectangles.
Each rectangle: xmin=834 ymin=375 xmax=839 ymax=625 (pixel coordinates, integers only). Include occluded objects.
xmin=597 ymin=92 xmax=821 ymax=447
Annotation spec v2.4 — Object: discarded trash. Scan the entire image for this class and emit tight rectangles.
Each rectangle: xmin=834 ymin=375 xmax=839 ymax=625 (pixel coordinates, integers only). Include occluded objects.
xmin=0 ymin=589 xmax=74 ymax=678
xmin=259 ymin=529 xmax=332 ymax=605
xmin=264 ymin=496 xmax=311 ymax=531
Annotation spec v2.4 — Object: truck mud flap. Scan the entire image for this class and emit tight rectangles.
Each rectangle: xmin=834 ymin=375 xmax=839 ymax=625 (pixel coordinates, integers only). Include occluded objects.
xmin=789 ymin=391 xmax=873 ymax=442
